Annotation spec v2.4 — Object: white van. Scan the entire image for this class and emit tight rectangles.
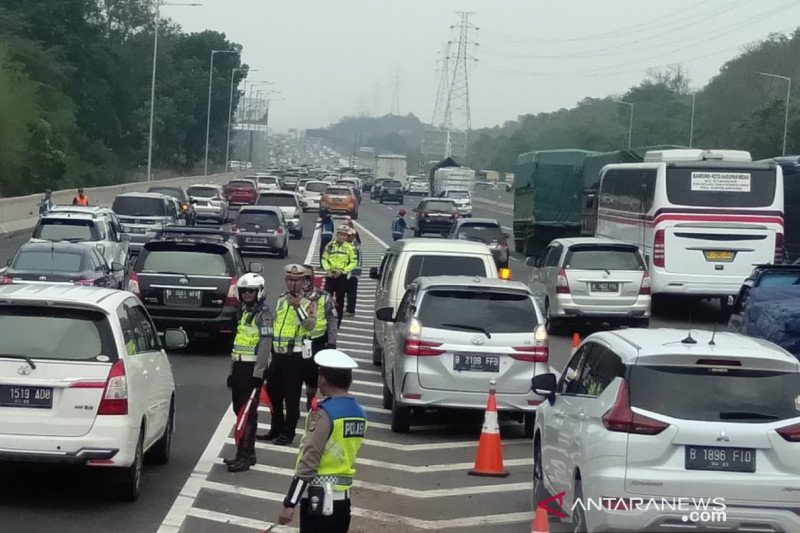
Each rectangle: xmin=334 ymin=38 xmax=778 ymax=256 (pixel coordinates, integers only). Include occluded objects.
xmin=369 ymin=238 xmax=499 ymax=366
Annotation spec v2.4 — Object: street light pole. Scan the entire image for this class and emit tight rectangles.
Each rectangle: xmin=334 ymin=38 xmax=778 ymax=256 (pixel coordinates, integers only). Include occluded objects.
xmin=225 ymin=68 xmax=255 ymax=174
xmin=689 ymin=93 xmax=696 ymax=148
xmin=615 ymin=100 xmax=634 ymax=149
xmin=204 ymin=49 xmax=237 ymax=175
xmin=756 ymin=71 xmax=792 ymax=156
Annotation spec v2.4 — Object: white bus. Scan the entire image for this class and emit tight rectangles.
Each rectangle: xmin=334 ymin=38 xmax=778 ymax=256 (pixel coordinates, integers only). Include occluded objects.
xmin=595 ymin=150 xmax=784 ymax=300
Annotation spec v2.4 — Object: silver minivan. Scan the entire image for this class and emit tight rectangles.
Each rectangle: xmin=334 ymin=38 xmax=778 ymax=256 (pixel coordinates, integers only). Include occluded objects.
xmin=530 ymin=237 xmax=651 ymax=332
xmin=376 ymin=276 xmax=547 ymax=436
xmin=112 ymin=193 xmax=181 ymax=255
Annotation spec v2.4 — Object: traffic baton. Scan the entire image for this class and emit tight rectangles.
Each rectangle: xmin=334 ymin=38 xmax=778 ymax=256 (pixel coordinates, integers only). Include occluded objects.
xmin=234 ymin=388 xmax=257 ymax=447
xmin=260 ymin=383 xmax=272 ymax=411
xmin=570 ymin=332 xmax=581 ymax=356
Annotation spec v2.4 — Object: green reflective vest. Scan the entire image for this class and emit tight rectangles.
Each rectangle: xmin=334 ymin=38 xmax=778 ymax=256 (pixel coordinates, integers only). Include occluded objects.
xmin=231 ymin=311 xmax=259 ymax=361
xmin=322 ymin=241 xmax=357 ymax=273
xmin=308 ymin=293 xmax=328 ymax=340
xmin=273 ymin=297 xmax=311 ymax=353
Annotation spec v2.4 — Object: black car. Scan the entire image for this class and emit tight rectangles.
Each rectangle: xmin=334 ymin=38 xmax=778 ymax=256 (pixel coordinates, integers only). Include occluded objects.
xmin=128 ymin=226 xmax=263 ymax=346
xmin=447 ymin=218 xmax=510 ymax=268
xmin=411 ymin=198 xmax=459 ymax=236
xmin=379 ymin=179 xmax=404 ymax=204
xmin=148 ymin=186 xmax=196 ymax=225
xmin=2 ymin=241 xmax=124 ymax=288
xmin=728 ymin=264 xmax=800 ymax=332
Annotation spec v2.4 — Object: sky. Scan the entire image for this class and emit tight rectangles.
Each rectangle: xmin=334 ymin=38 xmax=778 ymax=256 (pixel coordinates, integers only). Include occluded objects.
xmin=168 ymin=0 xmax=800 ymax=132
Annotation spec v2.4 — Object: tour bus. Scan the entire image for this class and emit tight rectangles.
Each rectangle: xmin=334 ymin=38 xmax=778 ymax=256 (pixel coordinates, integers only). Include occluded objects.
xmin=595 ymin=149 xmax=784 ymax=302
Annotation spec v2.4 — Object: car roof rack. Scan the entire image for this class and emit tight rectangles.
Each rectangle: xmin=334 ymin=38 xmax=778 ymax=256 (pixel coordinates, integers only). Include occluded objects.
xmin=154 ymin=225 xmax=232 ymax=242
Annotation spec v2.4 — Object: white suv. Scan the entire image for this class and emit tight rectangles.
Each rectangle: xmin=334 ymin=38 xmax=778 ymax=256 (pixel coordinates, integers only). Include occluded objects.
xmin=532 ymin=328 xmax=800 ymax=532
xmin=0 ymin=284 xmax=187 ymax=501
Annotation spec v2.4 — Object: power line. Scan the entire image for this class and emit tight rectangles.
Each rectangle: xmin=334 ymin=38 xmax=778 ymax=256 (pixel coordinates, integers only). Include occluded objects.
xmin=431 ymin=42 xmax=452 ymax=127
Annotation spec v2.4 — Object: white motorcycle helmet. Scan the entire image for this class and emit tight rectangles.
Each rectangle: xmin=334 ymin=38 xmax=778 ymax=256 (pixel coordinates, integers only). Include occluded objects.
xmin=237 ymin=273 xmax=266 ymax=301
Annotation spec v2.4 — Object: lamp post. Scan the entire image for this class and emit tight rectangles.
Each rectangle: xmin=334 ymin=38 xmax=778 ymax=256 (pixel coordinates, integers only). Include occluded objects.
xmin=225 ymin=68 xmax=256 ymax=173
xmin=756 ymin=71 xmax=792 ymax=156
xmin=204 ymin=49 xmax=238 ymax=175
xmin=147 ymin=1 xmax=201 ymax=182
xmin=615 ymin=100 xmax=634 ymax=149
xmin=689 ymin=92 xmax=696 ymax=148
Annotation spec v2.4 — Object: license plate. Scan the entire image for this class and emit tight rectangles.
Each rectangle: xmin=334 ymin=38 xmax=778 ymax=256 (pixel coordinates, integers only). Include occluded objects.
xmin=164 ymin=289 xmax=202 ymax=306
xmin=704 ymin=250 xmax=735 ymax=262
xmin=0 ymin=385 xmax=53 ymax=409
xmin=685 ymin=445 xmax=755 ymax=473
xmin=128 ymin=227 xmax=147 ymax=234
xmin=590 ymin=282 xmax=619 ymax=292
xmin=453 ymin=354 xmax=500 ymax=372
xmin=246 ymin=237 xmax=268 ymax=243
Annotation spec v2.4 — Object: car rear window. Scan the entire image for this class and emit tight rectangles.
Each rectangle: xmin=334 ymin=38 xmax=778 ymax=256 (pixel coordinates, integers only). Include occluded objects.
xmin=446 ymin=190 xmax=470 ymax=199
xmin=325 ymin=187 xmax=351 ymax=196
xmin=418 ymin=290 xmax=537 ymax=333
xmin=422 ymin=200 xmax=456 ymax=212
xmin=756 ymin=271 xmax=800 ymax=287
xmin=564 ymin=246 xmax=644 ymax=270
xmin=139 ymin=244 xmax=230 ymax=276
xmin=384 ymin=181 xmax=402 ymax=188
xmin=403 ymin=255 xmax=487 ymax=286
xmin=228 ymin=180 xmax=255 ymax=188
xmin=112 ymin=196 xmax=167 ymax=217
xmin=32 ymin=219 xmax=98 ymax=242
xmin=149 ymin=188 xmax=186 ymax=201
xmin=187 ymin=186 xmax=218 ymax=198
xmin=236 ymin=211 xmax=281 ymax=230
xmin=257 ymin=194 xmax=297 ymax=207
xmin=456 ymin=223 xmax=504 ymax=244
xmin=13 ymin=251 xmax=85 ymax=272
xmin=0 ymin=306 xmax=117 ymax=362
xmin=257 ymin=177 xmax=278 ymax=184
xmin=630 ymin=365 xmax=800 ymax=423
xmin=306 ymin=182 xmax=328 ymax=193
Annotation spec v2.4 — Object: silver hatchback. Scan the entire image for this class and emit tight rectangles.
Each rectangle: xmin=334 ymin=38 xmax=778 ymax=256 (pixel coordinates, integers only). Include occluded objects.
xmin=375 ymin=276 xmax=548 ymax=436
xmin=530 ymin=237 xmax=651 ymax=332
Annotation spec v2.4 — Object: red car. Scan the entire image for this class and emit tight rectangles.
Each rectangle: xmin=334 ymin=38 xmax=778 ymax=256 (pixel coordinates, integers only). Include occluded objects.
xmin=224 ymin=178 xmax=258 ymax=206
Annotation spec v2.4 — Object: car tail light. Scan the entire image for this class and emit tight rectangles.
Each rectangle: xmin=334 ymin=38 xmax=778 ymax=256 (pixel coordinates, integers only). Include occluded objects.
xmin=0 ymin=275 xmax=12 ymax=285
xmin=225 ymin=276 xmax=239 ymax=306
xmin=639 ymin=271 xmax=651 ymax=295
xmin=97 ymin=360 xmax=128 ymax=415
xmin=127 ymin=271 xmax=140 ymax=297
xmin=511 ymin=325 xmax=549 ymax=362
xmin=774 ymin=232 xmax=784 ymax=264
xmin=776 ymin=422 xmax=800 ymax=442
xmin=73 ymin=279 xmax=95 ymax=287
xmin=276 ymin=227 xmax=285 ymax=235
xmin=653 ymin=230 xmax=665 ymax=267
xmin=498 ymin=239 xmax=508 ymax=249
xmin=556 ymin=269 xmax=570 ymax=294
xmin=403 ymin=339 xmax=445 ymax=356
xmin=602 ymin=380 xmax=668 ymax=435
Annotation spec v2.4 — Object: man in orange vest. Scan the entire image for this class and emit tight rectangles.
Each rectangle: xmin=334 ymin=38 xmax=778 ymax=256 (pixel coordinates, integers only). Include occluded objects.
xmin=72 ymin=188 xmax=89 ymax=206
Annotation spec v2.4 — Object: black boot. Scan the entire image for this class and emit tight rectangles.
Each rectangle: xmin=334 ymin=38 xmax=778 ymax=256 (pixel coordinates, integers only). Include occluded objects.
xmin=273 ymin=433 xmax=294 ymax=446
xmin=228 ymin=425 xmax=257 ymax=472
xmin=256 ymin=430 xmax=279 ymax=441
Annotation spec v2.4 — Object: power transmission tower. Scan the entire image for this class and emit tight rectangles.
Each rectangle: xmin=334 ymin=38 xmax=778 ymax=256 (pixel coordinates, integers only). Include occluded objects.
xmin=431 ymin=42 xmax=451 ymax=127
xmin=442 ymin=11 xmax=477 ymax=157
xmin=390 ymin=71 xmax=400 ymax=115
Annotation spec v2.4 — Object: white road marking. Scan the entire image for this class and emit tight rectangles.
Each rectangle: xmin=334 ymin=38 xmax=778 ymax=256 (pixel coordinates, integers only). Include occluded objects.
xmin=186 ymin=508 xmax=297 ymax=532
xmin=302 ymin=224 xmax=321 ymax=266
xmin=227 ymin=436 xmax=527 ymax=452
xmin=338 ymin=332 xmax=373 ymax=340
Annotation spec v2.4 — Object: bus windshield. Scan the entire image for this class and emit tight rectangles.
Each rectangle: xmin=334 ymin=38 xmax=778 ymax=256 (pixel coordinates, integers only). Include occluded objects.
xmin=666 ymin=167 xmax=777 ymax=208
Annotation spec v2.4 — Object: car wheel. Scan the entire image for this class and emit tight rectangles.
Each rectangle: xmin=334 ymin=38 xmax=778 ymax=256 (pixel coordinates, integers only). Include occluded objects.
xmin=372 ymin=332 xmax=383 ymax=367
xmin=382 ymin=372 xmax=392 ymax=410
xmin=147 ymin=398 xmax=174 ymax=465
xmin=632 ymin=318 xmax=650 ymax=329
xmin=352 ymin=210 xmax=358 ymax=220
xmin=117 ymin=429 xmax=144 ymax=502
xmin=572 ymin=478 xmax=587 ymax=533
xmin=545 ymin=299 xmax=563 ymax=335
xmin=296 ymin=228 xmax=303 ymax=239
xmin=379 ymin=198 xmax=384 ymax=204
xmin=523 ymin=412 xmax=535 ymax=439
xmin=391 ymin=395 xmax=411 ymax=433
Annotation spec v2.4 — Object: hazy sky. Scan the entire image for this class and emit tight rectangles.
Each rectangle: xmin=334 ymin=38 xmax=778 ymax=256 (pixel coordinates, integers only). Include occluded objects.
xmin=168 ymin=0 xmax=799 ymax=131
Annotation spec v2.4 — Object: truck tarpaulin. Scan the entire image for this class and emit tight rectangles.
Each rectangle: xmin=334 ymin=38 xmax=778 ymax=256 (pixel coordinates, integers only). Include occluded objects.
xmin=742 ymin=285 xmax=800 ymax=360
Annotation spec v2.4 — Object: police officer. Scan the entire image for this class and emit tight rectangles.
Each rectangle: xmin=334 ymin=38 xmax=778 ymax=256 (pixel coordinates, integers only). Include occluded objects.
xmin=277 ymin=349 xmax=367 ymax=533
xmin=301 ymin=264 xmax=338 ymax=410
xmin=321 ymin=226 xmax=357 ymax=326
xmin=224 ymin=273 xmax=273 ymax=472
xmin=262 ymin=264 xmax=318 ymax=446
xmin=343 ymin=227 xmax=360 ymax=318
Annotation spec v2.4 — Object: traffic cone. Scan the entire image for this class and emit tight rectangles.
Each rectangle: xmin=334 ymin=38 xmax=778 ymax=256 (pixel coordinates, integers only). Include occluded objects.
xmin=531 ymin=506 xmax=549 ymax=533
xmin=468 ymin=379 xmax=509 ymax=477
xmin=570 ymin=332 xmax=581 ymax=355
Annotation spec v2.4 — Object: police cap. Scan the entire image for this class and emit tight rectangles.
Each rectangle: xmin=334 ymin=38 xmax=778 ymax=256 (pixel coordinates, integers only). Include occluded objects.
xmin=284 ymin=263 xmax=308 ymax=278
xmin=314 ymin=349 xmax=358 ymax=369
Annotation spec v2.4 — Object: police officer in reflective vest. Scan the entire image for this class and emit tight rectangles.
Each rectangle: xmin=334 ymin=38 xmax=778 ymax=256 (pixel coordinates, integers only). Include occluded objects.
xmin=278 ymin=349 xmax=367 ymax=533
xmin=262 ymin=264 xmax=317 ymax=446
xmin=224 ymin=273 xmax=273 ymax=472
xmin=321 ymin=226 xmax=357 ymax=327
xmin=301 ymin=264 xmax=338 ymax=410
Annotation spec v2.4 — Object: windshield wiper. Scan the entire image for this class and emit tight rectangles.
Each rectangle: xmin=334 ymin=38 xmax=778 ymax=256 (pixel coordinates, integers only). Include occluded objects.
xmin=719 ymin=411 xmax=780 ymax=420
xmin=441 ymin=323 xmax=492 ymax=338
xmin=0 ymin=353 xmax=37 ymax=370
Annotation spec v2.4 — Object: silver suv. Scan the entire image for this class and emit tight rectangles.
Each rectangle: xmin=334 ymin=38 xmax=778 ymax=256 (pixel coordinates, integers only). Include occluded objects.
xmin=375 ymin=276 xmax=548 ymax=436
xmin=112 ymin=193 xmax=181 ymax=255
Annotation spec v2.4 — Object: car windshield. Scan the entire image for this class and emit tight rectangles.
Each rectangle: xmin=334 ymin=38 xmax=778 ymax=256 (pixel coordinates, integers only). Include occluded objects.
xmin=257 ymin=194 xmax=296 ymax=207
xmin=149 ymin=188 xmax=185 ymax=201
xmin=0 ymin=306 xmax=117 ymax=362
xmin=236 ymin=212 xmax=281 ymax=230
xmin=564 ymin=246 xmax=644 ymax=270
xmin=187 ymin=186 xmax=218 ymax=198
xmin=422 ymin=200 xmax=455 ymax=212
xmin=447 ymin=190 xmax=470 ymax=199
xmin=228 ymin=180 xmax=255 ymax=188
xmin=756 ymin=271 xmax=800 ymax=287
xmin=32 ymin=219 xmax=98 ymax=241
xmin=404 ymin=255 xmax=487 ymax=286
xmin=325 ymin=187 xmax=350 ymax=196
xmin=13 ymin=250 xmax=85 ymax=272
xmin=140 ymin=245 xmax=230 ymax=276
xmin=418 ymin=290 xmax=537 ymax=333
xmin=456 ymin=224 xmax=504 ymax=244
xmin=112 ymin=196 xmax=166 ymax=217
xmin=306 ymin=182 xmax=329 ymax=193
xmin=630 ymin=365 xmax=800 ymax=422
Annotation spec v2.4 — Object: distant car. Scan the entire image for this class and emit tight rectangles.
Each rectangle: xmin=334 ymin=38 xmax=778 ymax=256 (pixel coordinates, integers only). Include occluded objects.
xmin=440 ymin=188 xmax=473 ymax=217
xmin=728 ymin=264 xmax=800 ymax=333
xmin=531 ymin=237 xmax=651 ymax=331
xmin=254 ymin=175 xmax=280 ymax=193
xmin=112 ymin=193 xmax=182 ymax=256
xmin=532 ymin=328 xmax=800 ymax=533
xmin=1 ymin=241 xmax=124 ymax=288
xmin=370 ymin=179 xmax=389 ymax=199
xmin=407 ymin=178 xmax=430 ymax=196
xmin=297 ymin=177 xmax=313 ymax=194
xmin=410 ymin=198 xmax=458 ymax=237
xmin=300 ymin=180 xmax=329 ymax=212
xmin=320 ymin=185 xmax=358 ymax=219
xmin=379 ymin=180 xmax=404 ymax=205
xmin=256 ymin=191 xmax=304 ymax=238
xmin=147 ymin=186 xmax=196 ymax=225
xmin=0 ymin=284 xmax=188 ymax=501
xmin=376 ymin=276 xmax=547 ymax=435
xmin=336 ymin=178 xmax=362 ymax=203
xmin=224 ymin=178 xmax=258 ymax=207
xmin=234 ymin=206 xmax=289 ymax=258
xmin=281 ymin=175 xmax=300 ymax=191
xmin=186 ymin=184 xmax=229 ymax=224
xmin=447 ymin=218 xmax=510 ymax=268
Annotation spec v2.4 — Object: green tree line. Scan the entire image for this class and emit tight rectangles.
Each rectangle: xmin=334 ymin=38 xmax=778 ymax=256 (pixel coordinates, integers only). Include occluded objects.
xmin=0 ymin=0 xmax=249 ymax=197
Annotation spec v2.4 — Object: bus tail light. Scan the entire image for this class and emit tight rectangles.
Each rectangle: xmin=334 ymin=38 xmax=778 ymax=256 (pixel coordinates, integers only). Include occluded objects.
xmin=653 ymin=230 xmax=665 ymax=267
xmin=774 ymin=233 xmax=784 ymax=264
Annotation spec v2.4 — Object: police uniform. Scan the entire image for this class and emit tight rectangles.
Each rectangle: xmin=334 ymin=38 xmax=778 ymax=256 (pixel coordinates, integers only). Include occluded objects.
xmin=344 ymin=227 xmax=361 ymax=316
xmin=302 ymin=276 xmax=339 ymax=408
xmin=264 ymin=264 xmax=318 ymax=446
xmin=321 ymin=228 xmax=357 ymax=326
xmin=281 ymin=350 xmax=367 ymax=533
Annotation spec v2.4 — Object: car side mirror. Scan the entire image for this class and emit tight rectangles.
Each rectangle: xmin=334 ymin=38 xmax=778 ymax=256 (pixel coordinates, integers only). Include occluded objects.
xmin=375 ymin=307 xmax=395 ymax=322
xmin=532 ymin=373 xmax=557 ymax=404
xmin=726 ymin=295 xmax=735 ymax=307
xmin=163 ymin=328 xmax=189 ymax=349
xmin=111 ymin=262 xmax=125 ymax=272
xmin=248 ymin=261 xmax=264 ymax=273
xmin=526 ymin=256 xmax=539 ymax=267
xmin=369 ymin=267 xmax=380 ymax=280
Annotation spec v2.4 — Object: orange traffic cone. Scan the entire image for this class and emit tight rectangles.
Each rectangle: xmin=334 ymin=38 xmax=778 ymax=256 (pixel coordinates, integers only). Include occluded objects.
xmin=570 ymin=332 xmax=581 ymax=355
xmin=468 ymin=379 xmax=509 ymax=478
xmin=531 ymin=506 xmax=550 ymax=533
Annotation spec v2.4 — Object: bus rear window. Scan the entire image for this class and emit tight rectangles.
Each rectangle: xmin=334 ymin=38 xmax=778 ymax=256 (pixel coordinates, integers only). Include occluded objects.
xmin=666 ymin=168 xmax=777 ymax=208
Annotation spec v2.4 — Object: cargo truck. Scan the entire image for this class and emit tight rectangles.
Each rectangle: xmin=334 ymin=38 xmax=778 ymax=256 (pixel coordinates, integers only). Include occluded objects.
xmin=375 ymin=154 xmax=407 ymax=181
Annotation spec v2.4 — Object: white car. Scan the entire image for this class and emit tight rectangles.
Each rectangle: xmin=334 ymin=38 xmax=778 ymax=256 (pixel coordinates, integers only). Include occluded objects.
xmin=254 ymin=174 xmax=280 ymax=192
xmin=0 ymin=284 xmax=188 ymax=501
xmin=440 ymin=188 xmax=473 ymax=217
xmin=300 ymin=180 xmax=329 ymax=212
xmin=532 ymin=328 xmax=800 ymax=532
xmin=256 ymin=191 xmax=304 ymax=238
